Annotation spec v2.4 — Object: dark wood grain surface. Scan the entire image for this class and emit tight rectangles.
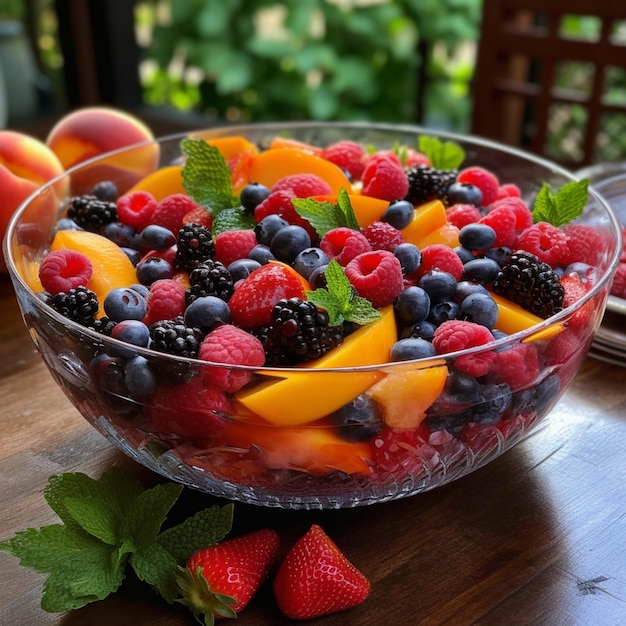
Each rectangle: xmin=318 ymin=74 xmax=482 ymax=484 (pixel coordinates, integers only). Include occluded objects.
xmin=1 ymin=269 xmax=626 ymax=625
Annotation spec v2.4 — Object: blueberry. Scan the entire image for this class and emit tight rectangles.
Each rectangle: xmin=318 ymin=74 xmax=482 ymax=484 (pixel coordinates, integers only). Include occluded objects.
xmin=427 ymin=301 xmax=460 ymax=326
xmin=92 ymin=180 xmax=118 ymax=201
xmin=228 ymin=258 xmax=262 ymax=282
xmin=130 ymin=283 xmax=151 ymax=298
xmin=446 ymin=181 xmax=483 ymax=206
xmin=103 ymin=221 xmax=140 ymax=248
xmin=405 ymin=320 xmax=437 ymax=341
xmin=394 ymin=243 xmax=422 ymax=275
xmin=459 ymin=223 xmax=496 ymax=250
xmin=510 ymin=374 xmax=560 ymax=416
xmin=121 ymin=247 xmax=141 ymax=266
xmin=248 ymin=244 xmax=275 ymax=265
xmin=136 ymin=256 xmax=174 ymax=285
xmin=255 ymin=214 xmax=289 ymax=246
xmin=382 ymin=200 xmax=414 ymax=230
xmin=103 ymin=287 xmax=148 ymax=322
xmin=472 ymin=382 xmax=512 ymax=424
xmin=418 ymin=270 xmax=458 ymax=304
xmin=461 ymin=257 xmax=501 ymax=284
xmin=53 ymin=217 xmax=82 ymax=233
xmin=484 ymin=246 xmax=512 ymax=267
xmin=331 ymin=394 xmax=383 ymax=442
xmin=140 ymin=224 xmax=177 ymax=251
xmin=89 ymin=354 xmax=128 ymax=397
xmin=270 ymin=225 xmax=312 ymax=263
xmin=109 ymin=319 xmax=151 ymax=357
xmin=124 ymin=355 xmax=157 ymax=397
xmin=564 ymin=262 xmax=595 ymax=280
xmin=308 ymin=263 xmax=329 ymax=289
xmin=444 ymin=370 xmax=482 ymax=404
xmin=293 ymin=247 xmax=330 ymax=280
xmin=425 ymin=409 xmax=471 ymax=434
xmin=454 ymin=246 xmax=475 ymax=264
xmin=460 ymin=292 xmax=498 ymax=329
xmin=183 ymin=296 xmax=231 ymax=334
xmin=456 ymin=280 xmax=489 ymax=302
xmin=240 ymin=182 xmax=271 ymax=211
xmin=395 ymin=286 xmax=430 ymax=323
xmin=390 ymin=337 xmax=437 ymax=361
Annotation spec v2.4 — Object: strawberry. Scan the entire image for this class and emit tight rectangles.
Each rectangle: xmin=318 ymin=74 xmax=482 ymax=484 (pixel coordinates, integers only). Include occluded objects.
xmin=273 ymin=524 xmax=370 ymax=620
xmin=178 ymin=528 xmax=280 ymax=624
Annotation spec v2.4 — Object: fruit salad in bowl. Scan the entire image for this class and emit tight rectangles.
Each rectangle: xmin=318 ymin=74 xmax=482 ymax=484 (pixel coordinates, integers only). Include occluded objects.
xmin=3 ymin=122 xmax=622 ymax=509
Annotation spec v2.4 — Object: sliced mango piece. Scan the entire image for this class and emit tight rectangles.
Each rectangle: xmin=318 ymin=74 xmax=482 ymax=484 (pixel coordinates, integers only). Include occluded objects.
xmin=126 ymin=164 xmax=185 ymax=201
xmin=50 ymin=230 xmax=137 ymax=316
xmin=204 ymin=135 xmax=259 ymax=160
xmin=368 ymin=364 xmax=448 ymax=428
xmin=491 ymin=292 xmax=563 ymax=340
xmin=414 ymin=223 xmax=460 ymax=249
xmin=401 ymin=199 xmax=448 ymax=246
xmin=221 ymin=416 xmax=372 ymax=476
xmin=312 ymin=193 xmax=390 ymax=228
xmin=268 ymin=136 xmax=323 ymax=155
xmin=247 ymin=148 xmax=353 ymax=193
xmin=235 ymin=306 xmax=398 ymax=426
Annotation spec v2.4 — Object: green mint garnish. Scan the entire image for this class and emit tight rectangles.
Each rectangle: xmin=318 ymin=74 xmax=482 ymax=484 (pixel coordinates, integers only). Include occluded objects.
xmin=292 ymin=186 xmax=359 ymax=237
xmin=0 ymin=467 xmax=233 ymax=612
xmin=306 ymin=259 xmax=382 ymax=326
xmin=532 ymin=179 xmax=589 ymax=227
xmin=180 ymin=137 xmax=240 ymax=212
xmin=211 ymin=207 xmax=256 ymax=239
xmin=417 ymin=135 xmax=466 ymax=170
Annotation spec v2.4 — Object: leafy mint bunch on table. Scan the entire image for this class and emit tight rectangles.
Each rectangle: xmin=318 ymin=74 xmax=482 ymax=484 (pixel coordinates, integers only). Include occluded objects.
xmin=0 ymin=467 xmax=233 ymax=612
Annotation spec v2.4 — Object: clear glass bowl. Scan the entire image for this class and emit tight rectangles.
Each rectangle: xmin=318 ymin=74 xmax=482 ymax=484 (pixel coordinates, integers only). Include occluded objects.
xmin=3 ymin=122 xmax=622 ymax=509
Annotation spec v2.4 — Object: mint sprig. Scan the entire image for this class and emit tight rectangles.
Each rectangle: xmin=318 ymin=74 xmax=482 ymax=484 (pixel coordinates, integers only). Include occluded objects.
xmin=306 ymin=259 xmax=382 ymax=326
xmin=0 ymin=467 xmax=233 ymax=612
xmin=532 ymin=179 xmax=589 ymax=227
xmin=181 ymin=137 xmax=240 ymax=213
xmin=292 ymin=186 xmax=360 ymax=237
xmin=417 ymin=135 xmax=466 ymax=170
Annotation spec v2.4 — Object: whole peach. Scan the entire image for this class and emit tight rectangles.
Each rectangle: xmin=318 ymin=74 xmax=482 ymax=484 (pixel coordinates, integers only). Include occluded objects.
xmin=0 ymin=130 xmax=67 ymax=272
xmin=46 ymin=107 xmax=159 ymax=195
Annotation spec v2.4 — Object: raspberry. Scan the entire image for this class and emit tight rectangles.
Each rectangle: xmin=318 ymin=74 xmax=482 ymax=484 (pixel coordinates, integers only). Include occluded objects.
xmin=254 ymin=190 xmax=317 ymax=240
xmin=515 ymin=221 xmax=570 ymax=267
xmin=563 ymin=223 xmax=604 ymax=267
xmin=432 ymin=320 xmax=495 ymax=377
xmin=228 ymin=262 xmax=307 ymax=328
xmin=143 ymin=278 xmax=186 ymax=326
xmin=39 ymin=249 xmax=93 ymax=295
xmin=561 ymin=272 xmax=594 ymax=329
xmin=413 ymin=244 xmax=464 ymax=281
xmin=146 ymin=376 xmax=230 ymax=440
xmin=116 ymin=191 xmax=158 ymax=231
xmin=361 ymin=157 xmax=409 ymax=202
xmin=362 ymin=221 xmax=405 ymax=252
xmin=152 ymin=193 xmax=201 ymax=234
xmin=495 ymin=183 xmax=521 ymax=199
xmin=182 ymin=206 xmax=213 ymax=229
xmin=214 ymin=229 xmax=258 ymax=267
xmin=199 ymin=324 xmax=266 ymax=392
xmin=488 ymin=343 xmax=540 ymax=389
xmin=320 ymin=140 xmax=366 ymax=180
xmin=344 ymin=250 xmax=404 ymax=307
xmin=271 ymin=173 xmax=332 ymax=197
xmin=612 ymin=263 xmax=626 ymax=298
xmin=404 ymin=149 xmax=431 ymax=168
xmin=479 ymin=205 xmax=517 ymax=248
xmin=446 ymin=204 xmax=482 ymax=229
xmin=457 ymin=166 xmax=500 ymax=206
xmin=319 ymin=227 xmax=371 ymax=265
xmin=487 ymin=196 xmax=533 ymax=231
xmin=362 ymin=150 xmax=402 ymax=169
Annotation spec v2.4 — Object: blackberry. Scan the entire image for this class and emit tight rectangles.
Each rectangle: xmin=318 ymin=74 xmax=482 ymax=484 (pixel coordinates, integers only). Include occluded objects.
xmin=186 ymin=260 xmax=234 ymax=304
xmin=175 ymin=223 xmax=215 ymax=271
xmin=405 ymin=165 xmax=458 ymax=206
xmin=149 ymin=316 xmax=203 ymax=359
xmin=66 ymin=195 xmax=117 ymax=232
xmin=46 ymin=286 xmax=100 ymax=326
xmin=89 ymin=316 xmax=117 ymax=336
xmin=252 ymin=298 xmax=344 ymax=365
xmin=492 ymin=251 xmax=564 ymax=318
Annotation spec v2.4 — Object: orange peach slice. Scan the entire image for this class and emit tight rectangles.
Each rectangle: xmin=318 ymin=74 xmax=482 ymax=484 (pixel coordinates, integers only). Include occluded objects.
xmin=268 ymin=136 xmax=323 ymax=155
xmin=491 ymin=292 xmax=563 ymax=340
xmin=126 ymin=164 xmax=185 ymax=201
xmin=50 ymin=230 xmax=137 ymax=315
xmin=401 ymin=199 xmax=448 ymax=246
xmin=235 ymin=306 xmax=397 ymax=426
xmin=368 ymin=364 xmax=448 ymax=429
xmin=312 ymin=193 xmax=390 ymax=228
xmin=247 ymin=148 xmax=353 ymax=193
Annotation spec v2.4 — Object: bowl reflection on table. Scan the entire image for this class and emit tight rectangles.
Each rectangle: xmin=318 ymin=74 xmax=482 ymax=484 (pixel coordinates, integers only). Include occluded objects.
xmin=3 ymin=122 xmax=623 ymax=509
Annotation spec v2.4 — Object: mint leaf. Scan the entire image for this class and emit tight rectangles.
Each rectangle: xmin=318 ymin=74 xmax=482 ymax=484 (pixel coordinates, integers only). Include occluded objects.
xmin=181 ymin=138 xmax=239 ymax=211
xmin=418 ymin=135 xmax=465 ymax=170
xmin=121 ymin=482 xmax=184 ymax=551
xmin=63 ymin=496 xmax=121 ymax=545
xmin=157 ymin=503 xmax=234 ymax=564
xmin=293 ymin=187 xmax=359 ymax=237
xmin=336 ymin=187 xmax=360 ymax=231
xmin=532 ymin=179 xmax=588 ymax=227
xmin=306 ymin=259 xmax=381 ymax=326
xmin=131 ymin=541 xmax=179 ymax=603
xmin=211 ymin=207 xmax=256 ymax=239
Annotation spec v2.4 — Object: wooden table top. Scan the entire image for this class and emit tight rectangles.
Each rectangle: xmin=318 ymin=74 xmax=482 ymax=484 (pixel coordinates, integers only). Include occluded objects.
xmin=1 ymin=268 xmax=625 ymax=625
